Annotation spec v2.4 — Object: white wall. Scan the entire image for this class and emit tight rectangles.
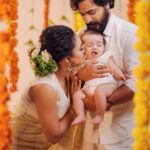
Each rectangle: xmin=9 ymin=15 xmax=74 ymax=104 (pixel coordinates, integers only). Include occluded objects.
xmin=112 ymin=0 xmax=128 ymax=19
xmin=9 ymin=0 xmax=128 ymax=107
xmin=10 ymin=0 xmax=44 ymax=107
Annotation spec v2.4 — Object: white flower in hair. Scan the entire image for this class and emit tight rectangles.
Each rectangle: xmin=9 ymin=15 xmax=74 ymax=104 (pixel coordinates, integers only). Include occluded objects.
xmin=41 ymin=50 xmax=52 ymax=62
xmin=28 ymin=44 xmax=57 ymax=77
xmin=31 ymin=60 xmax=36 ymax=70
xmin=32 ymin=47 xmax=40 ymax=57
xmin=28 ymin=44 xmax=40 ymax=58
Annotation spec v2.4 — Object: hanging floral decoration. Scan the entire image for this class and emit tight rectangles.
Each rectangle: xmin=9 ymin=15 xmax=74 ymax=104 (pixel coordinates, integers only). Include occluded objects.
xmin=25 ymin=0 xmax=39 ymax=47
xmin=0 ymin=32 xmax=11 ymax=150
xmin=44 ymin=0 xmax=50 ymax=28
xmin=0 ymin=0 xmax=19 ymax=149
xmin=74 ymin=11 xmax=85 ymax=32
xmin=127 ymin=0 xmax=139 ymax=23
xmin=8 ymin=0 xmax=20 ymax=92
xmin=132 ymin=0 xmax=150 ymax=150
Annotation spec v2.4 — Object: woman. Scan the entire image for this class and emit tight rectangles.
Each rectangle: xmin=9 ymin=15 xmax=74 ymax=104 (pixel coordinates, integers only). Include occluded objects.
xmin=11 ymin=25 xmax=85 ymax=150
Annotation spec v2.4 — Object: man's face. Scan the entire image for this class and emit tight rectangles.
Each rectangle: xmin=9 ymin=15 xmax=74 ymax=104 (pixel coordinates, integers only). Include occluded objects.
xmin=78 ymin=0 xmax=110 ymax=33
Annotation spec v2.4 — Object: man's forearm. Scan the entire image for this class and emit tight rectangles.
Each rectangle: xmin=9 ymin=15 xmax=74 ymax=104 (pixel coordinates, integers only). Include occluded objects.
xmin=107 ymin=84 xmax=134 ymax=106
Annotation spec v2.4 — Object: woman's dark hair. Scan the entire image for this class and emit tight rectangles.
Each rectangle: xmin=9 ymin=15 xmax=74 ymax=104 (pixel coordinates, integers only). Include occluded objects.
xmin=40 ymin=25 xmax=75 ymax=65
xmin=70 ymin=0 xmax=114 ymax=10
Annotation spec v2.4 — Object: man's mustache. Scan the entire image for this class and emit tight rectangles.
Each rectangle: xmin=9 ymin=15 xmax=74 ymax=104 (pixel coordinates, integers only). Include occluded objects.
xmin=87 ymin=21 xmax=100 ymax=29
xmin=87 ymin=21 xmax=103 ymax=33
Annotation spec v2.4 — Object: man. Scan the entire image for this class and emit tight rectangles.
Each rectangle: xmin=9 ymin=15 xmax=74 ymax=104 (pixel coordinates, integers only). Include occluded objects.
xmin=70 ymin=0 xmax=139 ymax=149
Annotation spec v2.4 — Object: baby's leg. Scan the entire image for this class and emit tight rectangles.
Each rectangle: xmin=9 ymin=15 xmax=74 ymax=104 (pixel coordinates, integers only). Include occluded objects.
xmin=72 ymin=90 xmax=86 ymax=125
xmin=91 ymin=84 xmax=114 ymax=124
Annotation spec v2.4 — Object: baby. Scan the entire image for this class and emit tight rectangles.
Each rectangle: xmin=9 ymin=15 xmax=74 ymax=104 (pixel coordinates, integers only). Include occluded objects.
xmin=72 ymin=30 xmax=129 ymax=125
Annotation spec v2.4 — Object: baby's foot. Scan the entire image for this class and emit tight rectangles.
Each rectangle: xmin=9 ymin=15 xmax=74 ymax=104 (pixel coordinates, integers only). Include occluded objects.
xmin=72 ymin=115 xmax=86 ymax=125
xmin=91 ymin=115 xmax=104 ymax=124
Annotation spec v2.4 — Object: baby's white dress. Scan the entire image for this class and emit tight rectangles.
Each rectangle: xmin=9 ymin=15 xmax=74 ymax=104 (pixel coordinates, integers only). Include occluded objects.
xmin=85 ymin=51 xmax=118 ymax=93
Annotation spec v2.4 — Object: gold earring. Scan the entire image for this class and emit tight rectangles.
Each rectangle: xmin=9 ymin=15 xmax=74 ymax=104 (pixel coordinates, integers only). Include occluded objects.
xmin=66 ymin=58 xmax=73 ymax=72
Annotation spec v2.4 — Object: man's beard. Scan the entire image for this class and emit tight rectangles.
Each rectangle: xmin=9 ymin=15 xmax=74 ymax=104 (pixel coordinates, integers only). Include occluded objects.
xmin=87 ymin=8 xmax=110 ymax=34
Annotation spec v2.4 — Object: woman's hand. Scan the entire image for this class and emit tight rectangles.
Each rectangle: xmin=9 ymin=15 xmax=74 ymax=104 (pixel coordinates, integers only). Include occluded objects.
xmin=70 ymin=75 xmax=81 ymax=96
xmin=77 ymin=60 xmax=109 ymax=81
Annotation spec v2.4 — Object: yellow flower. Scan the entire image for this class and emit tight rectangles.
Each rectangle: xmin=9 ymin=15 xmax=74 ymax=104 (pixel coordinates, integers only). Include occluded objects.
xmin=134 ymin=91 xmax=149 ymax=103
xmin=133 ymin=1 xmax=150 ymax=149
xmin=133 ymin=127 xmax=149 ymax=141
xmin=134 ymin=105 xmax=149 ymax=125
xmin=74 ymin=11 xmax=85 ymax=32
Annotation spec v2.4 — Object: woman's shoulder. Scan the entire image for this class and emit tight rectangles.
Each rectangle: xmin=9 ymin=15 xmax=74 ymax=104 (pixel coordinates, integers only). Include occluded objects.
xmin=24 ymin=74 xmax=59 ymax=101
xmin=29 ymin=74 xmax=59 ymax=90
xmin=32 ymin=74 xmax=56 ymax=85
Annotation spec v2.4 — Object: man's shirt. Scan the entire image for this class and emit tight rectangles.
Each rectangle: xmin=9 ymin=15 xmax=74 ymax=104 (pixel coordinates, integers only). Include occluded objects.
xmin=103 ymin=13 xmax=139 ymax=92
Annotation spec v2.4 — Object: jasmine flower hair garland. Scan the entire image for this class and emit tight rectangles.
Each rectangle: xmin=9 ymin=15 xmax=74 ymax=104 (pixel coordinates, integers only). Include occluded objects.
xmin=28 ymin=44 xmax=58 ymax=77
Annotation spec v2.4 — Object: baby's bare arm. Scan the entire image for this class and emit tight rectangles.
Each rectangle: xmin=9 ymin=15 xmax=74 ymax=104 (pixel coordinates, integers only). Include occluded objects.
xmin=108 ymin=56 xmax=126 ymax=80
xmin=73 ymin=90 xmax=86 ymax=115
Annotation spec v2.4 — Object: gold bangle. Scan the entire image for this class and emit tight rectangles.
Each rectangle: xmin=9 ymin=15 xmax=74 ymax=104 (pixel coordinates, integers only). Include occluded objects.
xmin=70 ymin=109 xmax=76 ymax=117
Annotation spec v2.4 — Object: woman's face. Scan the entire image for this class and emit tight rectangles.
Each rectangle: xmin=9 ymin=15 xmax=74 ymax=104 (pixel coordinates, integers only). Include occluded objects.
xmin=70 ymin=35 xmax=85 ymax=67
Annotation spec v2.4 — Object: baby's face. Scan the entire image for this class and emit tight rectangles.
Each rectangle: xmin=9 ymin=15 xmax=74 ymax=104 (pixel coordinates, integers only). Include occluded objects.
xmin=82 ymin=34 xmax=105 ymax=60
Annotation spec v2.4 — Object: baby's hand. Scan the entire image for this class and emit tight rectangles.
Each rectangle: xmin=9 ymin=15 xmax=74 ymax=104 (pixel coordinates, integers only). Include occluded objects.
xmin=114 ymin=71 xmax=130 ymax=81
xmin=124 ymin=74 xmax=131 ymax=80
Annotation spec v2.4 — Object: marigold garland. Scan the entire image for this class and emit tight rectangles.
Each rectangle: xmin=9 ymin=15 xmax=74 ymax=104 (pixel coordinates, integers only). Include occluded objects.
xmin=44 ymin=0 xmax=50 ymax=28
xmin=74 ymin=11 xmax=85 ymax=32
xmin=127 ymin=0 xmax=139 ymax=23
xmin=132 ymin=0 xmax=150 ymax=149
xmin=8 ymin=0 xmax=19 ymax=92
xmin=0 ymin=3 xmax=11 ymax=150
xmin=0 ymin=0 xmax=19 ymax=149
